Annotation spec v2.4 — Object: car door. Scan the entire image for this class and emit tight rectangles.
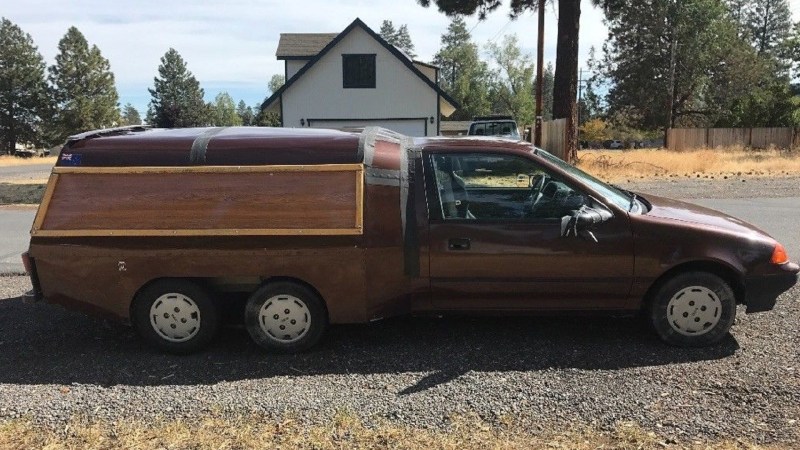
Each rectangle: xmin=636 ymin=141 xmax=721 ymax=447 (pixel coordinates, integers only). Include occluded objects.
xmin=425 ymin=151 xmax=634 ymax=311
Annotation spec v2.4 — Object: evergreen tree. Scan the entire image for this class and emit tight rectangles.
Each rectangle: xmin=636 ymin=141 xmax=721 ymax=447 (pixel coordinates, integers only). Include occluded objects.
xmin=378 ymin=19 xmax=416 ymax=58
xmin=0 ymin=18 xmax=50 ymax=153
xmin=254 ymin=100 xmax=280 ymax=127
xmin=147 ymin=48 xmax=209 ymax=127
xmin=433 ymin=16 xmax=491 ymax=120
xmin=48 ymin=27 xmax=119 ymax=142
xmin=210 ymin=92 xmax=242 ymax=126
xmin=746 ymin=0 xmax=792 ymax=56
xmin=236 ymin=100 xmax=253 ymax=126
xmin=120 ymin=103 xmax=141 ymax=125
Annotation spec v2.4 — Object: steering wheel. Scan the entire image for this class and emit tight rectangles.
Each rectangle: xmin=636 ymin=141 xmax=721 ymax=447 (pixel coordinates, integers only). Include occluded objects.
xmin=529 ymin=173 xmax=549 ymax=213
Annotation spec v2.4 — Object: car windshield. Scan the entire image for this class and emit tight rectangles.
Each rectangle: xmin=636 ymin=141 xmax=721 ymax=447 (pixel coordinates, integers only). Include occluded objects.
xmin=534 ymin=147 xmax=640 ymax=213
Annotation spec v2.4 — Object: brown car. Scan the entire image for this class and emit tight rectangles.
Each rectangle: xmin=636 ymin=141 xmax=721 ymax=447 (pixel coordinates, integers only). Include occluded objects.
xmin=22 ymin=126 xmax=798 ymax=353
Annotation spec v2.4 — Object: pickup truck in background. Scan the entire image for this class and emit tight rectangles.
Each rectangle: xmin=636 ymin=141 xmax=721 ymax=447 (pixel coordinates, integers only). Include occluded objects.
xmin=467 ymin=116 xmax=520 ymax=139
xmin=21 ymin=126 xmax=798 ymax=354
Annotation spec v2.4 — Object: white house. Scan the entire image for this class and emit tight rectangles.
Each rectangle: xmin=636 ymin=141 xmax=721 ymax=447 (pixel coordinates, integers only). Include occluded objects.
xmin=261 ymin=18 xmax=458 ymax=137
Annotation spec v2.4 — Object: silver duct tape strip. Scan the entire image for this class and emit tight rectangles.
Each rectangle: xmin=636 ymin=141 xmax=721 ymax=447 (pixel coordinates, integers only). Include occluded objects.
xmin=189 ymin=127 xmax=226 ymax=164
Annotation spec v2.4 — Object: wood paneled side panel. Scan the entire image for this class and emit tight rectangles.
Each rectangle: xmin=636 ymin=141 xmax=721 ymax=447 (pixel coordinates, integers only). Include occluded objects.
xmin=39 ymin=169 xmax=360 ymax=234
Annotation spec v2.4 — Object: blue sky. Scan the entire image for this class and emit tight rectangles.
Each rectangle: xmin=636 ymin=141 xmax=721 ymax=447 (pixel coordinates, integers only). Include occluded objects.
xmin=4 ymin=1 xmax=799 ymax=116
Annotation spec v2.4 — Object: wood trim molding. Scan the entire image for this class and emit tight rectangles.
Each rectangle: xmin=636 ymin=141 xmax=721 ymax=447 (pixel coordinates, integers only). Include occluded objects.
xmin=33 ymin=164 xmax=365 ymax=237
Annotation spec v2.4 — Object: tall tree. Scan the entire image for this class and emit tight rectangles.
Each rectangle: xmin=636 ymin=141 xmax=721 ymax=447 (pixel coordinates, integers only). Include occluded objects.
xmin=236 ymin=100 xmax=253 ymax=126
xmin=552 ymin=0 xmax=581 ymax=162
xmin=599 ymin=0 xmax=782 ymax=130
xmin=48 ymin=27 xmax=119 ymax=142
xmin=119 ymin=103 xmax=141 ymax=125
xmin=379 ymin=19 xmax=417 ymax=57
xmin=209 ymin=92 xmax=242 ymax=126
xmin=433 ymin=16 xmax=491 ymax=120
xmin=486 ymin=34 xmax=536 ymax=127
xmin=747 ymin=0 xmax=792 ymax=56
xmin=147 ymin=48 xmax=209 ymax=127
xmin=417 ymin=0 xmax=581 ymax=162
xmin=0 ymin=18 xmax=50 ymax=154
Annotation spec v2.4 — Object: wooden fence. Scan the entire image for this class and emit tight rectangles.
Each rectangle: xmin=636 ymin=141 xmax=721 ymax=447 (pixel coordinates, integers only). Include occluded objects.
xmin=667 ymin=127 xmax=798 ymax=151
xmin=540 ymin=119 xmax=567 ymax=160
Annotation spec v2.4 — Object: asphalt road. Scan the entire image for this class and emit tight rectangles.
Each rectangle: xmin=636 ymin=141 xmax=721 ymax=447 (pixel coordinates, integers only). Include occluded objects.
xmin=0 ymin=163 xmax=53 ymax=183
xmin=0 ymin=207 xmax=35 ymax=273
xmin=0 ymin=197 xmax=796 ymax=274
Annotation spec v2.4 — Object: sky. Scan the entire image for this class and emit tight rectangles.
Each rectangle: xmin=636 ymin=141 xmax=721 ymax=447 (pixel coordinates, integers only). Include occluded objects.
xmin=3 ymin=0 xmax=800 ymax=116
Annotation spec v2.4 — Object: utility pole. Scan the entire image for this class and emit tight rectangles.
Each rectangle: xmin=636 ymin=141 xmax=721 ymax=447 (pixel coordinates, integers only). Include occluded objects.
xmin=534 ymin=0 xmax=545 ymax=146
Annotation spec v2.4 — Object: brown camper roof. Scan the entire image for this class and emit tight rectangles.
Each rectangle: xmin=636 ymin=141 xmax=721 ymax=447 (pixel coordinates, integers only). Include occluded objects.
xmin=59 ymin=127 xmax=363 ymax=167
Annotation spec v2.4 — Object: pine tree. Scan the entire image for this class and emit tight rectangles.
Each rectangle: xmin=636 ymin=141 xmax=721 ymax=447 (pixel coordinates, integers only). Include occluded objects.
xmin=210 ymin=92 xmax=242 ymax=126
xmin=48 ymin=27 xmax=119 ymax=141
xmin=236 ymin=100 xmax=253 ymax=126
xmin=747 ymin=0 xmax=792 ymax=56
xmin=120 ymin=103 xmax=141 ymax=125
xmin=433 ymin=16 xmax=491 ymax=120
xmin=379 ymin=19 xmax=416 ymax=58
xmin=147 ymin=48 xmax=209 ymax=128
xmin=541 ymin=63 xmax=555 ymax=120
xmin=0 ymin=18 xmax=50 ymax=154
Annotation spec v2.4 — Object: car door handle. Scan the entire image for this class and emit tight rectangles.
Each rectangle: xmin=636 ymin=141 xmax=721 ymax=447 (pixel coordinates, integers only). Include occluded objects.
xmin=448 ymin=238 xmax=471 ymax=251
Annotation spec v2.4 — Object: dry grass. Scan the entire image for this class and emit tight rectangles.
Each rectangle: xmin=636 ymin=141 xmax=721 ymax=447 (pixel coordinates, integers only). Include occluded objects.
xmin=0 ymin=155 xmax=56 ymax=167
xmin=0 ymin=413 xmax=792 ymax=450
xmin=577 ymin=147 xmax=800 ymax=182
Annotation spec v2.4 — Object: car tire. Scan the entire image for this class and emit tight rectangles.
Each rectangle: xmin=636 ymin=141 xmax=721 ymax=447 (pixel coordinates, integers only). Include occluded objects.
xmin=649 ymin=272 xmax=736 ymax=347
xmin=131 ymin=279 xmax=219 ymax=354
xmin=245 ymin=281 xmax=328 ymax=353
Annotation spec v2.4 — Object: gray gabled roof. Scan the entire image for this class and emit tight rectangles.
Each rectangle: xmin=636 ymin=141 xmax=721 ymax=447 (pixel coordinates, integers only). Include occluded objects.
xmin=262 ymin=18 xmax=460 ymax=113
xmin=276 ymin=33 xmax=338 ymax=59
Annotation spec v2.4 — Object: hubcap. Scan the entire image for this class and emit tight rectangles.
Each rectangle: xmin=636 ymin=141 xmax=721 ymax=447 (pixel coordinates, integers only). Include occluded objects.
xmin=149 ymin=293 xmax=201 ymax=342
xmin=667 ymin=286 xmax=722 ymax=336
xmin=258 ymin=294 xmax=310 ymax=343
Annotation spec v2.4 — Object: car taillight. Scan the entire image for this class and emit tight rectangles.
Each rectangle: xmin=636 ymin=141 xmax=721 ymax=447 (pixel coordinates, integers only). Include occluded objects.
xmin=21 ymin=251 xmax=32 ymax=275
xmin=771 ymin=243 xmax=789 ymax=265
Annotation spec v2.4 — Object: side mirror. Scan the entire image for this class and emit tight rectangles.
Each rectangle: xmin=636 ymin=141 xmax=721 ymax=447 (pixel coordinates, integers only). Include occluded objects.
xmin=561 ymin=206 xmax=612 ymax=241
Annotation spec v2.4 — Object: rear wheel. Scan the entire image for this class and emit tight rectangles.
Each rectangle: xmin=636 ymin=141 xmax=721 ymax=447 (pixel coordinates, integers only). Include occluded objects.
xmin=245 ymin=281 xmax=328 ymax=353
xmin=131 ymin=279 xmax=219 ymax=353
xmin=649 ymin=272 xmax=736 ymax=347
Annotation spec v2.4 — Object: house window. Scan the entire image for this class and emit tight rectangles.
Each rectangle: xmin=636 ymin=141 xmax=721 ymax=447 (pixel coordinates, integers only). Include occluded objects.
xmin=342 ymin=54 xmax=376 ymax=88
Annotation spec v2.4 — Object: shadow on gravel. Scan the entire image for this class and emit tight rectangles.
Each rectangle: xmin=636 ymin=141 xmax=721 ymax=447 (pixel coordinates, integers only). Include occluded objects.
xmin=0 ymin=297 xmax=738 ymax=391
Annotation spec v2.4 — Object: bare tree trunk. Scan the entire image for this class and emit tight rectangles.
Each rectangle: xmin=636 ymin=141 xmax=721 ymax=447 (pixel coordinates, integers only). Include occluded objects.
xmin=553 ymin=0 xmax=581 ymax=163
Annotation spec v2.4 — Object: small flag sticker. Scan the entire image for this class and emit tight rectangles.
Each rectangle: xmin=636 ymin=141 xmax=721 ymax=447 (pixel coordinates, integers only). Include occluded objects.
xmin=60 ymin=153 xmax=82 ymax=166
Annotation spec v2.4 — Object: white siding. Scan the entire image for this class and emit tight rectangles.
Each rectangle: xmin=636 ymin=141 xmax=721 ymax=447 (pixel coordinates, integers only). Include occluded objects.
xmin=285 ymin=60 xmax=309 ymax=79
xmin=281 ymin=27 xmax=440 ymax=137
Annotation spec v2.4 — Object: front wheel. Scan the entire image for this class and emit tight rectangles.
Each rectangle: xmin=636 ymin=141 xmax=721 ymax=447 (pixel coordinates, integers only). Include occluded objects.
xmin=649 ymin=272 xmax=736 ymax=347
xmin=245 ymin=282 xmax=328 ymax=353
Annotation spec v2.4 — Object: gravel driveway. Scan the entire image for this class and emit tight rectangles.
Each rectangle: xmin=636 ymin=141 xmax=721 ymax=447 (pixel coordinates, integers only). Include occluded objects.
xmin=0 ymin=178 xmax=798 ymax=445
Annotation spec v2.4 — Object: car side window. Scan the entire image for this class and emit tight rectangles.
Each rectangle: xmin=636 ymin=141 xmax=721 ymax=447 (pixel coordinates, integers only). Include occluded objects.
xmin=430 ymin=153 xmax=587 ymax=221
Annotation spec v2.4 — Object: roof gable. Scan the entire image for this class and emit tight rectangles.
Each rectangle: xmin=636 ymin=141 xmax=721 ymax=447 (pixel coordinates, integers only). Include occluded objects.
xmin=262 ymin=18 xmax=459 ymax=113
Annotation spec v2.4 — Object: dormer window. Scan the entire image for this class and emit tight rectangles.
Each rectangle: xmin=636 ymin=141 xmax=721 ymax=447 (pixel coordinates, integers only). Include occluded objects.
xmin=342 ymin=54 xmax=376 ymax=88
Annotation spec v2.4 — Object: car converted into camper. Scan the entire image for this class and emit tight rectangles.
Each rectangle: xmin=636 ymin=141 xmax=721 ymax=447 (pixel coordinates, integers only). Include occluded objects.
xmin=21 ymin=126 xmax=798 ymax=353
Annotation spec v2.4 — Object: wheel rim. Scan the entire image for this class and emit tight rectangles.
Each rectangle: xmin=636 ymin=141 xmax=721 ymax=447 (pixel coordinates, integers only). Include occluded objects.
xmin=666 ymin=286 xmax=722 ymax=336
xmin=258 ymin=294 xmax=310 ymax=343
xmin=149 ymin=293 xmax=202 ymax=342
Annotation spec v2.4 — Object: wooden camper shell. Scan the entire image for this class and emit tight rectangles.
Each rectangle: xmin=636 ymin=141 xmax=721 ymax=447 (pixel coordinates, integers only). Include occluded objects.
xmin=32 ymin=127 xmax=380 ymax=238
